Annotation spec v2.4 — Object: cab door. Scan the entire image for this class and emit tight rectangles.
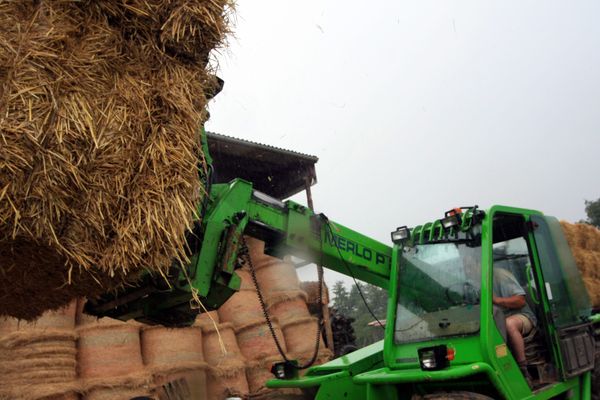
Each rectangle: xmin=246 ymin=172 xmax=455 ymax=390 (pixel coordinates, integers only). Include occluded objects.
xmin=529 ymin=215 xmax=595 ymax=379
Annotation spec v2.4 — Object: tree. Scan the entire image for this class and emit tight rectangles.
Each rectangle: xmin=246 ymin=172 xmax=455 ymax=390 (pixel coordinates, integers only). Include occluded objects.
xmin=331 ymin=281 xmax=352 ymax=316
xmin=349 ymin=283 xmax=387 ymax=347
xmin=584 ymin=198 xmax=600 ymax=228
xmin=331 ymin=281 xmax=388 ymax=348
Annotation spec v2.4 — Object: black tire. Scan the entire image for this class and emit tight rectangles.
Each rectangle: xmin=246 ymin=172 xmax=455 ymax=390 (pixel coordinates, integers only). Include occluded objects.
xmin=417 ymin=391 xmax=494 ymax=400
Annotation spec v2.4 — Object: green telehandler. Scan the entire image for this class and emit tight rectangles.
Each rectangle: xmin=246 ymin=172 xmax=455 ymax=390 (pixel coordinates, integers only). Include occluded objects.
xmin=87 ymin=136 xmax=600 ymax=400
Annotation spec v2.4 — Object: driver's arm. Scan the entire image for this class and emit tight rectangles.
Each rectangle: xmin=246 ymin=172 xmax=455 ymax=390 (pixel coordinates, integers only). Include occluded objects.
xmin=493 ymin=294 xmax=526 ymax=309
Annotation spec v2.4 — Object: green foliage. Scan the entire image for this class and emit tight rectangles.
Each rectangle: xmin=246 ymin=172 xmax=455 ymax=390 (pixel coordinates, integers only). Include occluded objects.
xmin=331 ymin=281 xmax=353 ymax=316
xmin=332 ymin=280 xmax=388 ymax=347
xmin=585 ymin=198 xmax=600 ymax=228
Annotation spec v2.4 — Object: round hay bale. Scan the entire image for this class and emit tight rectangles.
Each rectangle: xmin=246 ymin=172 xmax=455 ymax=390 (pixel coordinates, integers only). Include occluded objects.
xmin=202 ymin=322 xmax=244 ymax=366
xmin=280 ymin=317 xmax=321 ymax=357
xmin=218 ymin=289 xmax=264 ymax=327
xmin=235 ymin=318 xmax=286 ymax=361
xmin=77 ymin=323 xmax=143 ymax=380
xmin=194 ymin=310 xmax=220 ymax=330
xmin=2 ymin=338 xmax=76 ymax=360
xmin=0 ymin=382 xmax=81 ymax=400
xmin=141 ymin=325 xmax=204 ymax=370
xmin=301 ymin=281 xmax=329 ymax=306
xmin=292 ymin=348 xmax=334 ymax=377
xmin=254 ymin=260 xmax=300 ymax=296
xmin=246 ymin=355 xmax=284 ymax=394
xmin=245 ymin=237 xmax=267 ymax=265
xmin=153 ymin=366 xmax=208 ymax=400
xmin=0 ymin=328 xmax=79 ymax=400
xmin=206 ymin=365 xmax=248 ymax=400
xmin=266 ymin=290 xmax=310 ymax=326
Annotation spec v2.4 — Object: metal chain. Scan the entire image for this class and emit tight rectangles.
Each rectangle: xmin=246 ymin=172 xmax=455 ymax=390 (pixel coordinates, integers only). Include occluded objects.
xmin=242 ymin=236 xmax=324 ymax=370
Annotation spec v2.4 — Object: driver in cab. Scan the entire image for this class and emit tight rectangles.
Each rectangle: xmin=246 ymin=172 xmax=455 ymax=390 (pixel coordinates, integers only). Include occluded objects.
xmin=493 ymin=266 xmax=537 ymax=382
xmin=463 ymin=252 xmax=537 ymax=383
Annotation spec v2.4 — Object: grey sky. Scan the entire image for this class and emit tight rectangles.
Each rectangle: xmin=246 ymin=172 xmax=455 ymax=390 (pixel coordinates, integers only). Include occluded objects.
xmin=206 ymin=2 xmax=600 ymax=287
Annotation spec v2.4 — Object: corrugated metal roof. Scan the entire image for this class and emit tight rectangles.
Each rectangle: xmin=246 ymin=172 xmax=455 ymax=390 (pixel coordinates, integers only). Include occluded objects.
xmin=206 ymin=131 xmax=319 ymax=200
xmin=206 ymin=132 xmax=318 ymax=162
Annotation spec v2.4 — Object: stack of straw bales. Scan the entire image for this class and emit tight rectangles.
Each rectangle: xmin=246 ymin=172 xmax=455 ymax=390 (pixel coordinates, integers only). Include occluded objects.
xmin=0 ymin=300 xmax=79 ymax=400
xmin=561 ymin=222 xmax=600 ymax=307
xmin=213 ymin=237 xmax=331 ymax=398
xmin=0 ymin=0 xmax=232 ymax=320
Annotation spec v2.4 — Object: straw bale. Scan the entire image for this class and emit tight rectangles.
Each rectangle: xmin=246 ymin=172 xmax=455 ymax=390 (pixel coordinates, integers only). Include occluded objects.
xmin=81 ymin=369 xmax=153 ymax=393
xmin=153 ymin=365 xmax=208 ymax=400
xmin=0 ymin=380 xmax=81 ymax=400
xmin=77 ymin=323 xmax=144 ymax=380
xmin=202 ymin=320 xmax=234 ymax=335
xmin=0 ymin=329 xmax=77 ymax=348
xmin=280 ymin=316 xmax=321 ymax=357
xmin=202 ymin=322 xmax=247 ymax=373
xmin=208 ymin=358 xmax=247 ymax=377
xmin=580 ymin=223 xmax=600 ymax=252
xmin=301 ymin=281 xmax=329 ymax=306
xmin=0 ymin=0 xmax=233 ymax=320
xmin=266 ymin=290 xmax=310 ymax=326
xmin=151 ymin=360 xmax=208 ymax=378
xmin=560 ymin=221 xmax=577 ymax=248
xmin=292 ymin=348 xmax=333 ymax=366
xmin=246 ymin=355 xmax=284 ymax=394
xmin=254 ymin=259 xmax=301 ymax=296
xmin=235 ymin=318 xmax=286 ymax=361
xmin=193 ymin=310 xmax=219 ymax=330
xmin=141 ymin=325 xmax=204 ymax=368
xmin=573 ymin=249 xmax=600 ymax=281
xmin=1 ymin=356 xmax=76 ymax=374
xmin=583 ymin=278 xmax=600 ymax=310
xmin=561 ymin=221 xmax=600 ymax=252
xmin=0 ymin=340 xmax=75 ymax=359
xmin=218 ymin=288 xmax=265 ymax=327
xmin=0 ymin=327 xmax=79 ymax=400
xmin=206 ymin=365 xmax=248 ymax=399
xmin=245 ymin=237 xmax=267 ymax=265
xmin=3 ymin=371 xmax=78 ymax=386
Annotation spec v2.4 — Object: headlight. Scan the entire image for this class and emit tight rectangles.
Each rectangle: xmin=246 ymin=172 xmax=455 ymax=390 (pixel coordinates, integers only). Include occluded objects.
xmin=391 ymin=226 xmax=410 ymax=244
xmin=418 ymin=345 xmax=451 ymax=371
xmin=441 ymin=214 xmax=460 ymax=229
